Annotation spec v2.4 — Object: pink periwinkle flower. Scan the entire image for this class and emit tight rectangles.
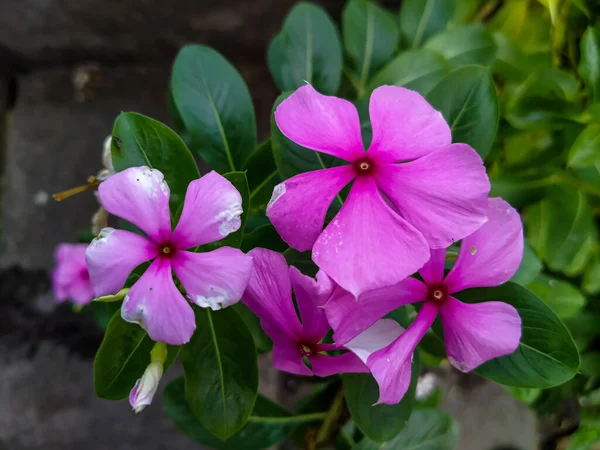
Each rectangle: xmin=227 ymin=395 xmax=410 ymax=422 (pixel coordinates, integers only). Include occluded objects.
xmin=267 ymin=84 xmax=491 ymax=298
xmin=325 ymin=198 xmax=524 ymax=404
xmin=86 ymin=167 xmax=253 ymax=345
xmin=129 ymin=360 xmax=162 ymax=413
xmin=242 ymin=248 xmax=400 ymax=377
xmin=52 ymin=243 xmax=94 ymax=305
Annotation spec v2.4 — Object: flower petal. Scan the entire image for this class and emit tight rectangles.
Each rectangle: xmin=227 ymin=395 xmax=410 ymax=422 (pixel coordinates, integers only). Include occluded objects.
xmin=367 ymin=302 xmax=438 ymax=405
xmin=344 ymin=319 xmax=404 ymax=364
xmin=444 ymin=198 xmax=524 ymax=293
xmin=242 ymin=248 xmax=302 ymax=341
xmin=98 ymin=167 xmax=171 ymax=242
xmin=267 ymin=167 xmax=355 ymax=251
xmin=289 ymin=267 xmax=334 ymax=343
xmin=419 ymin=249 xmax=447 ymax=286
xmin=122 ymin=258 xmax=196 ymax=345
xmin=440 ymin=296 xmax=522 ymax=372
xmin=312 ymin=176 xmax=430 ymax=298
xmin=367 ymin=86 xmax=451 ymax=163
xmin=310 ymin=352 xmax=368 ymax=377
xmin=172 ymin=171 xmax=243 ymax=249
xmin=272 ymin=332 xmax=312 ymax=376
xmin=325 ymin=278 xmax=428 ymax=345
xmin=274 ymin=84 xmax=365 ymax=161
xmin=52 ymin=243 xmax=93 ymax=304
xmin=375 ymin=144 xmax=490 ymax=249
xmin=172 ymin=247 xmax=253 ymax=311
xmin=85 ymin=228 xmax=158 ymax=297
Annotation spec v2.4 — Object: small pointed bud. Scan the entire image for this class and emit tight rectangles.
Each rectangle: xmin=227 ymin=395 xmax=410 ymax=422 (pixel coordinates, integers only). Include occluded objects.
xmin=129 ymin=343 xmax=167 ymax=414
xmin=102 ymin=135 xmax=115 ymax=174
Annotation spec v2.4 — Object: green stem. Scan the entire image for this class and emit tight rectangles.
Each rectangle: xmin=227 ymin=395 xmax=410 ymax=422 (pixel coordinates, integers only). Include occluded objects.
xmin=315 ymin=389 xmax=346 ymax=444
xmin=246 ymin=412 xmax=326 ymax=424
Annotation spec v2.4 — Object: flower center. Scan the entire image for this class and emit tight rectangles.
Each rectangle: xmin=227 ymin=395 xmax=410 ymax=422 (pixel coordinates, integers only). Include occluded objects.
xmin=159 ymin=243 xmax=176 ymax=258
xmin=298 ymin=342 xmax=315 ymax=357
xmin=428 ymin=284 xmax=448 ymax=304
xmin=352 ymin=157 xmax=375 ymax=176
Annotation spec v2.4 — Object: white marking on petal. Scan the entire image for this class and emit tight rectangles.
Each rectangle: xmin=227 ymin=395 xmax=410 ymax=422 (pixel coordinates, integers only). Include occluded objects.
xmin=91 ymin=227 xmax=115 ymax=247
xmin=194 ymin=286 xmax=230 ymax=310
xmin=130 ymin=166 xmax=169 ymax=199
xmin=267 ymin=182 xmax=286 ymax=210
xmin=448 ymin=356 xmax=470 ymax=373
xmin=217 ymin=195 xmax=243 ymax=237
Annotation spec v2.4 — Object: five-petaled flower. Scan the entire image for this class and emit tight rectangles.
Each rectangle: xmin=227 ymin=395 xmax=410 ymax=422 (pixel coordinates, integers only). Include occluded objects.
xmin=242 ymin=248 xmax=400 ymax=376
xmin=86 ymin=167 xmax=253 ymax=345
xmin=267 ymin=84 xmax=491 ymax=298
xmin=52 ymin=243 xmax=95 ymax=305
xmin=325 ymin=198 xmax=523 ymax=404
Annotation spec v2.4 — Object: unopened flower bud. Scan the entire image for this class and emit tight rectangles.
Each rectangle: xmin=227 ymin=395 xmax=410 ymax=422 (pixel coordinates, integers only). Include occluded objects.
xmin=129 ymin=343 xmax=167 ymax=413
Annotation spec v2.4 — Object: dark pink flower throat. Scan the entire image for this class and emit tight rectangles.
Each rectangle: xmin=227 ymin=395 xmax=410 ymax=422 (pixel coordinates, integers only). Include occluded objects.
xmin=298 ymin=341 xmax=316 ymax=357
xmin=352 ymin=157 xmax=376 ymax=176
xmin=427 ymin=284 xmax=448 ymax=304
xmin=159 ymin=242 xmax=176 ymax=258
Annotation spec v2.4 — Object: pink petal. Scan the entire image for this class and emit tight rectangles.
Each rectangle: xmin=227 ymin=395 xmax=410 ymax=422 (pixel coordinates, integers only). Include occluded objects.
xmin=312 ymin=176 xmax=430 ymax=298
xmin=310 ymin=352 xmax=368 ymax=377
xmin=266 ymin=167 xmax=355 ymax=251
xmin=440 ymin=296 xmax=522 ymax=372
xmin=52 ymin=243 xmax=93 ymax=304
xmin=344 ymin=319 xmax=404 ymax=364
xmin=274 ymin=84 xmax=365 ymax=161
xmin=171 ymin=247 xmax=253 ymax=311
xmin=98 ymin=167 xmax=171 ymax=242
xmin=367 ymin=86 xmax=451 ymax=163
xmin=367 ymin=302 xmax=438 ymax=405
xmin=122 ymin=258 xmax=196 ymax=345
xmin=172 ymin=171 xmax=243 ymax=249
xmin=325 ymin=278 xmax=428 ymax=345
xmin=444 ymin=198 xmax=524 ymax=293
xmin=85 ymin=228 xmax=158 ymax=297
xmin=419 ymin=249 xmax=447 ymax=286
xmin=375 ymin=144 xmax=490 ymax=249
xmin=271 ymin=332 xmax=312 ymax=376
xmin=242 ymin=248 xmax=302 ymax=341
xmin=289 ymin=267 xmax=334 ymax=343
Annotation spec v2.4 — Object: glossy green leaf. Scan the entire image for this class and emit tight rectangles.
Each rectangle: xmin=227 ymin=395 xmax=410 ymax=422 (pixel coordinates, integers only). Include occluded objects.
xmin=510 ymin=241 xmax=543 ymax=285
xmin=170 ymin=45 xmax=257 ymax=173
xmin=94 ymin=311 xmax=177 ymax=400
xmin=524 ymin=187 xmax=597 ymax=276
xmin=243 ymin=140 xmax=280 ymax=215
xmin=343 ymin=352 xmax=419 ymax=442
xmin=491 ymin=32 xmax=529 ymax=81
xmin=489 ymin=168 xmax=555 ymax=208
xmin=111 ymin=112 xmax=200 ymax=213
xmin=267 ymin=3 xmax=342 ymax=95
xmin=353 ymin=409 xmax=459 ymax=450
xmin=181 ymin=307 xmax=258 ymax=440
xmin=164 ymin=377 xmax=300 ymax=449
xmin=425 ymin=25 xmax=497 ymax=69
xmin=427 ymin=66 xmax=499 ymax=159
xmin=527 ymin=274 xmax=586 ymax=318
xmin=232 ymin=303 xmax=273 ymax=353
xmin=579 ymin=26 xmax=600 ymax=103
xmin=342 ymin=0 xmax=399 ymax=92
xmin=582 ymin=253 xmax=600 ymax=295
xmin=455 ymin=282 xmax=580 ymax=388
xmin=568 ymin=124 xmax=600 ymax=168
xmin=399 ymin=0 xmax=456 ymax=48
xmin=503 ymin=386 xmax=542 ymax=405
xmin=368 ymin=49 xmax=449 ymax=96
xmin=241 ymin=224 xmax=287 ymax=254
xmin=283 ymin=248 xmax=318 ymax=277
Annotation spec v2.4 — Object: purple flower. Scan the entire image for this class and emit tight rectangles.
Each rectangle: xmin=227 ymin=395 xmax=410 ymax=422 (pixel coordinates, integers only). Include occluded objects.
xmin=86 ymin=167 xmax=253 ymax=345
xmin=242 ymin=248 xmax=400 ymax=376
xmin=325 ymin=198 xmax=524 ymax=404
xmin=52 ymin=243 xmax=95 ymax=305
xmin=268 ymin=84 xmax=490 ymax=298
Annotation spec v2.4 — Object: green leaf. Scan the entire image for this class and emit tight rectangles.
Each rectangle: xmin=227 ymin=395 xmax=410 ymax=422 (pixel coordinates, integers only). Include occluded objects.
xmin=164 ymin=377 xmax=299 ymax=450
xmin=511 ymin=242 xmax=543 ymax=285
xmin=524 ymin=187 xmax=597 ymax=276
xmin=399 ymin=0 xmax=456 ymax=48
xmin=489 ymin=168 xmax=555 ymax=208
xmin=424 ymin=24 xmax=497 ymax=69
xmin=583 ymin=253 xmax=600 ymax=295
xmin=491 ymin=32 xmax=529 ymax=82
xmin=342 ymin=0 xmax=399 ymax=92
xmin=111 ymin=112 xmax=200 ymax=213
xmin=283 ymin=248 xmax=318 ymax=277
xmin=579 ymin=27 xmax=600 ymax=103
xmin=353 ymin=409 xmax=459 ymax=450
xmin=426 ymin=66 xmax=499 ymax=159
xmin=180 ymin=307 xmax=258 ymax=440
xmin=241 ymin=224 xmax=287 ymax=254
xmin=232 ymin=303 xmax=273 ymax=353
xmin=170 ymin=45 xmax=257 ymax=173
xmin=267 ymin=3 xmax=342 ymax=95
xmin=527 ymin=274 xmax=586 ymax=318
xmin=94 ymin=311 xmax=178 ymax=400
xmin=503 ymin=386 xmax=542 ymax=405
xmin=368 ymin=49 xmax=449 ymax=96
xmin=455 ymin=282 xmax=580 ymax=388
xmin=568 ymin=124 xmax=600 ymax=168
xmin=243 ymin=140 xmax=281 ymax=215
xmin=343 ymin=352 xmax=419 ymax=442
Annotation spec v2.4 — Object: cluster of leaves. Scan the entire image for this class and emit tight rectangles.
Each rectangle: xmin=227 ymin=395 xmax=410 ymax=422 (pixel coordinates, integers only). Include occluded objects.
xmin=88 ymin=0 xmax=600 ymax=448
